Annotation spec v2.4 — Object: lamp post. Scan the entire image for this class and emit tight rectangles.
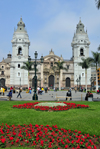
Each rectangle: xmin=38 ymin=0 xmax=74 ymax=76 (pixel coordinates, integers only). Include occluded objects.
xmin=20 ymin=77 xmax=21 ymax=87
xmin=79 ymin=75 xmax=81 ymax=89
xmin=32 ymin=51 xmax=44 ymax=100
xmin=90 ymin=77 xmax=92 ymax=91
xmin=76 ymin=78 xmax=79 ymax=90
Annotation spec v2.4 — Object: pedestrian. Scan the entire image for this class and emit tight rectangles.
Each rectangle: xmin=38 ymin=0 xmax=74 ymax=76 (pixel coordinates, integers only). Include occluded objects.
xmin=74 ymin=86 xmax=77 ymax=93
xmin=10 ymin=86 xmax=13 ymax=93
xmin=37 ymin=86 xmax=40 ymax=94
xmin=2 ymin=87 xmax=5 ymax=96
xmin=66 ymin=90 xmax=72 ymax=100
xmin=7 ymin=90 xmax=12 ymax=101
xmin=29 ymin=87 xmax=32 ymax=94
xmin=13 ymin=86 xmax=15 ymax=93
xmin=85 ymin=91 xmax=90 ymax=101
xmin=1 ymin=86 xmax=3 ymax=95
xmin=17 ymin=88 xmax=22 ymax=98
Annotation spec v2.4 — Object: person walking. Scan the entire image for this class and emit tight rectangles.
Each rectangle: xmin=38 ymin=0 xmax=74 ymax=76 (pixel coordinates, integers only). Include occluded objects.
xmin=17 ymin=88 xmax=22 ymax=98
xmin=74 ymin=86 xmax=77 ymax=93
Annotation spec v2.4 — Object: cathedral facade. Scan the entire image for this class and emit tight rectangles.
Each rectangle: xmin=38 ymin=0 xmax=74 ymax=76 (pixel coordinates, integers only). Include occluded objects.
xmin=0 ymin=18 xmax=91 ymax=88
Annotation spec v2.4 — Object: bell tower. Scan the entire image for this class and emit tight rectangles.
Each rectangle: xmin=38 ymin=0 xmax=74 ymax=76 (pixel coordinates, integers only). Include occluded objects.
xmin=10 ymin=17 xmax=30 ymax=86
xmin=71 ymin=19 xmax=91 ymax=86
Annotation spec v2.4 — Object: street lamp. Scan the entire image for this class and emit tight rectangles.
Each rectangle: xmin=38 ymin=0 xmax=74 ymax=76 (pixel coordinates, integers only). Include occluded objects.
xmin=90 ymin=77 xmax=92 ymax=90
xmin=76 ymin=78 xmax=79 ymax=90
xmin=79 ymin=75 xmax=81 ymax=89
xmin=32 ymin=51 xmax=44 ymax=100
xmin=20 ymin=77 xmax=21 ymax=87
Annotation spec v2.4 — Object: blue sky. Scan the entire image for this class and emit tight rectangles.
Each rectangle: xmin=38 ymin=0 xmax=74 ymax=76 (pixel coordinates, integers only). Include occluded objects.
xmin=0 ymin=0 xmax=100 ymax=61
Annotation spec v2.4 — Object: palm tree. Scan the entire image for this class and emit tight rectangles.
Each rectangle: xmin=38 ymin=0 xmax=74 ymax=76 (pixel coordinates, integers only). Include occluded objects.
xmin=54 ymin=61 xmax=67 ymax=90
xmin=21 ymin=61 xmax=34 ymax=88
xmin=88 ymin=51 xmax=100 ymax=91
xmin=95 ymin=0 xmax=100 ymax=9
xmin=78 ymin=58 xmax=91 ymax=93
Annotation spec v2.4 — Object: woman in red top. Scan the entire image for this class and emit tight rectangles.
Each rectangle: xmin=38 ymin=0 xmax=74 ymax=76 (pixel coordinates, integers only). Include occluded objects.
xmin=10 ymin=86 xmax=13 ymax=92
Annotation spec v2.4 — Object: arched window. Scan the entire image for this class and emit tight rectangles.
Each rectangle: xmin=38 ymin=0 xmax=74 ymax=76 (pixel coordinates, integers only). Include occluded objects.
xmin=18 ymin=47 xmax=22 ymax=55
xmin=51 ymin=62 xmax=53 ymax=67
xmin=1 ymin=71 xmax=4 ymax=75
xmin=18 ymin=64 xmax=20 ymax=68
xmin=80 ymin=48 xmax=84 ymax=56
xmin=66 ymin=77 xmax=70 ymax=87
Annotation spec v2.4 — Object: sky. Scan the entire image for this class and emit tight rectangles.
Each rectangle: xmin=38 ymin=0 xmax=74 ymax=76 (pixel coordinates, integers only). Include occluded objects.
xmin=0 ymin=0 xmax=100 ymax=61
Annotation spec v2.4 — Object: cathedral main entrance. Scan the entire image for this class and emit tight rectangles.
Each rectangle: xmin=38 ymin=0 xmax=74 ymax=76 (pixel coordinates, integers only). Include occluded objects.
xmin=48 ymin=75 xmax=54 ymax=88
xmin=66 ymin=77 xmax=70 ymax=87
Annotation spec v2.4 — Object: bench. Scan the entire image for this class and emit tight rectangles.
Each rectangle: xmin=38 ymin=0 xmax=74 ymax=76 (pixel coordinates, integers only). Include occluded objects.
xmin=0 ymin=96 xmax=9 ymax=100
xmin=93 ymin=98 xmax=100 ymax=102
xmin=55 ymin=96 xmax=72 ymax=101
xmin=88 ymin=97 xmax=93 ymax=101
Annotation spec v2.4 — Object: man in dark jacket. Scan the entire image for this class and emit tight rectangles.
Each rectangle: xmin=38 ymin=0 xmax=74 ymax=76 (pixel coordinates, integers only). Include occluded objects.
xmin=66 ymin=90 xmax=72 ymax=100
xmin=7 ymin=90 xmax=12 ymax=101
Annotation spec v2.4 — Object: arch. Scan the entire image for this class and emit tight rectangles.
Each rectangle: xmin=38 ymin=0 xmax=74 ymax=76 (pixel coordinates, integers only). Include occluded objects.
xmin=80 ymin=48 xmax=84 ymax=56
xmin=18 ymin=47 xmax=22 ymax=55
xmin=66 ymin=77 xmax=70 ymax=87
xmin=0 ymin=78 xmax=5 ymax=87
xmin=48 ymin=75 xmax=54 ymax=88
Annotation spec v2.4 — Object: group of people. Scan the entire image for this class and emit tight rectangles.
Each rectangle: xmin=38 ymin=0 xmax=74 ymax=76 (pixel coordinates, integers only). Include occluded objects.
xmin=37 ymin=86 xmax=44 ymax=95
xmin=74 ymin=86 xmax=83 ymax=93
xmin=85 ymin=91 xmax=93 ymax=101
xmin=7 ymin=86 xmax=22 ymax=101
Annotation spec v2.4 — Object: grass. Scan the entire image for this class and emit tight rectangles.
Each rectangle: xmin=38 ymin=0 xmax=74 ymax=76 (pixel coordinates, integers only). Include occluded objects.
xmin=0 ymin=100 xmax=100 ymax=137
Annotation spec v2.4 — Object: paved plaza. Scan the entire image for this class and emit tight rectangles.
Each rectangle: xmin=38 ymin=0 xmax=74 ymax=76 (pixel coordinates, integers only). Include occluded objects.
xmin=0 ymin=90 xmax=100 ymax=101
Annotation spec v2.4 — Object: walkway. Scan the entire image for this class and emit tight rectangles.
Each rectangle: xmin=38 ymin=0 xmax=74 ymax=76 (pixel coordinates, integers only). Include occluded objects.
xmin=0 ymin=90 xmax=100 ymax=101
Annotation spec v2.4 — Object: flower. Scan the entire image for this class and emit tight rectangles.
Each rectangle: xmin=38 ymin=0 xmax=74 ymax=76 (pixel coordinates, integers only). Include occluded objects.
xmin=1 ymin=138 xmax=6 ymax=143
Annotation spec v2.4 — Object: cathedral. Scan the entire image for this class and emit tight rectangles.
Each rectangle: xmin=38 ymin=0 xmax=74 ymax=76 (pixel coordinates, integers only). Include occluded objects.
xmin=0 ymin=18 xmax=91 ymax=88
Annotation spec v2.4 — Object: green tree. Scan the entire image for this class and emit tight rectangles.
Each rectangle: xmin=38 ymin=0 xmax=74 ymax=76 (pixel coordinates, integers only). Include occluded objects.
xmin=54 ymin=61 xmax=67 ymax=90
xmin=88 ymin=51 xmax=100 ymax=91
xmin=78 ymin=58 xmax=91 ymax=93
xmin=21 ymin=61 xmax=34 ymax=88
xmin=95 ymin=0 xmax=100 ymax=9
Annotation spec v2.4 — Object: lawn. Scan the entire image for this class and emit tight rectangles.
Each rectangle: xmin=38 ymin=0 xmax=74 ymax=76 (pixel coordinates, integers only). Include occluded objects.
xmin=0 ymin=100 xmax=100 ymax=136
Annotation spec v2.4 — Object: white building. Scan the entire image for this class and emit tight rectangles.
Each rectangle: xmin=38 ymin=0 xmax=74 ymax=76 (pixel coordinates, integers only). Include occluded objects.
xmin=71 ymin=20 xmax=91 ymax=86
xmin=10 ymin=17 xmax=30 ymax=86
xmin=0 ymin=18 xmax=91 ymax=88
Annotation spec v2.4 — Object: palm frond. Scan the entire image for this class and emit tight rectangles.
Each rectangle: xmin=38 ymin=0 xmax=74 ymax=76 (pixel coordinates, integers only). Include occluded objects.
xmin=91 ymin=51 xmax=100 ymax=64
xmin=21 ymin=61 xmax=35 ymax=71
xmin=78 ymin=58 xmax=91 ymax=69
xmin=54 ymin=61 xmax=67 ymax=72
xmin=95 ymin=0 xmax=100 ymax=9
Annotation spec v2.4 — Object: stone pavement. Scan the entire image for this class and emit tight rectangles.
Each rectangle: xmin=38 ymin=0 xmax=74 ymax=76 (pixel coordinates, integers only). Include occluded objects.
xmin=1 ymin=90 xmax=100 ymax=101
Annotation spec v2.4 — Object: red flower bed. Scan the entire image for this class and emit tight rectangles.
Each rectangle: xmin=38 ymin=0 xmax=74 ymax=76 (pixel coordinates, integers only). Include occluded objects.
xmin=13 ymin=102 xmax=89 ymax=111
xmin=0 ymin=124 xmax=99 ymax=148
